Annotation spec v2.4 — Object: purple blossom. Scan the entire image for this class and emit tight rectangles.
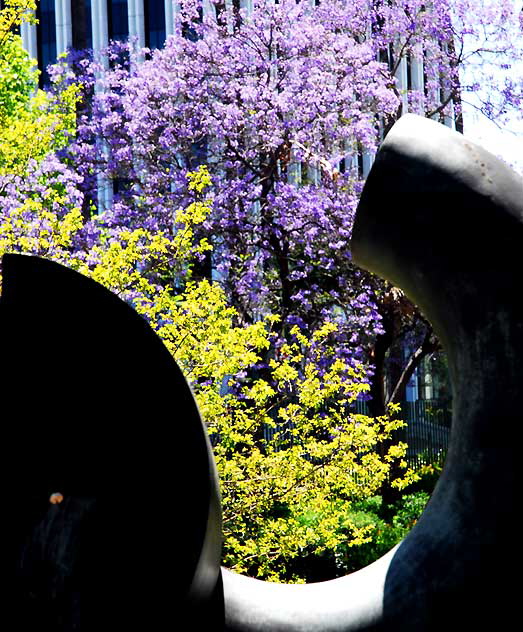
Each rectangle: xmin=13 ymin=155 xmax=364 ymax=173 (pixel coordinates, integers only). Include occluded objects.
xmin=28 ymin=0 xmax=523 ymax=404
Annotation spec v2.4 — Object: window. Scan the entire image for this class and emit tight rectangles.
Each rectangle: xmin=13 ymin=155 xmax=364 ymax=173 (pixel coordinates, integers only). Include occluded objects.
xmin=36 ymin=0 xmax=57 ymax=87
xmin=72 ymin=0 xmax=93 ymax=50
xmin=144 ymin=0 xmax=166 ymax=49
xmin=182 ymin=3 xmax=202 ymax=41
xmin=108 ymin=0 xmax=129 ymax=41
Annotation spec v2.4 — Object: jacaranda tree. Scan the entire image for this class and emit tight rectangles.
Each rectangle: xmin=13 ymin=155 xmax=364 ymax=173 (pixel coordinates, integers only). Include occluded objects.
xmin=51 ymin=0 xmax=523 ymax=415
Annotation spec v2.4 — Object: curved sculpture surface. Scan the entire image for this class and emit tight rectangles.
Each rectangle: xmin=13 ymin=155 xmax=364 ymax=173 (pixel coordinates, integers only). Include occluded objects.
xmin=0 ymin=254 xmax=222 ymax=630
xmin=3 ymin=113 xmax=523 ymax=630
xmin=222 ymin=114 xmax=523 ymax=630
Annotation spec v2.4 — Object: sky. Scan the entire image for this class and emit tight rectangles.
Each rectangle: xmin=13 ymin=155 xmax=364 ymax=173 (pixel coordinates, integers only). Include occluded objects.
xmin=462 ymin=91 xmax=523 ymax=175
xmin=460 ymin=0 xmax=523 ymax=175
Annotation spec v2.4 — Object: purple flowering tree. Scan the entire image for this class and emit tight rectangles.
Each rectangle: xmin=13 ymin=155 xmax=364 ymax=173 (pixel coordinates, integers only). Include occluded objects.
xmin=52 ymin=0 xmax=523 ymax=416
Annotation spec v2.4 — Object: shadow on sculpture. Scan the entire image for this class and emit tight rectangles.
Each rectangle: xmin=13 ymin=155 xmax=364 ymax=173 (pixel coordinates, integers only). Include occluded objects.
xmin=221 ymin=114 xmax=523 ymax=630
xmin=3 ymin=113 xmax=523 ymax=630
xmin=0 ymin=254 xmax=222 ymax=630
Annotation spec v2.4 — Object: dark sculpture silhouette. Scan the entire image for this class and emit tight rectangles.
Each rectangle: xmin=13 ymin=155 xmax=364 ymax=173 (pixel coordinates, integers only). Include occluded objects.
xmin=0 ymin=254 xmax=222 ymax=630
xmin=3 ymin=113 xmax=522 ymax=630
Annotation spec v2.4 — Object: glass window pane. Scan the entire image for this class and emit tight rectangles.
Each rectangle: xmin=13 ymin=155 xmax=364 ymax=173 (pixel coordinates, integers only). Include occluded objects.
xmin=37 ymin=0 xmax=57 ymax=87
xmin=145 ymin=0 xmax=166 ymax=49
xmin=108 ymin=0 xmax=129 ymax=42
xmin=72 ymin=0 xmax=93 ymax=50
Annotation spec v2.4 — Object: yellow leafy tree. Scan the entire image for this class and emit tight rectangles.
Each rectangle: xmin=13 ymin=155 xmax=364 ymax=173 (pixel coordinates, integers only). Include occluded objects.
xmin=0 ymin=160 xmax=416 ymax=581
xmin=0 ymin=1 xmax=79 ymax=176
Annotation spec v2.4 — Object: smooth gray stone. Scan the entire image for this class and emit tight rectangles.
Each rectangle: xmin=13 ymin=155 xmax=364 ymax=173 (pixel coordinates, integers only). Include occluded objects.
xmin=222 ymin=113 xmax=523 ymax=630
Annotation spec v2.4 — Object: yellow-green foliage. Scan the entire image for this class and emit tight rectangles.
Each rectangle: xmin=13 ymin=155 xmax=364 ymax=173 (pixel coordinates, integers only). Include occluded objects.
xmin=211 ymin=327 xmax=416 ymax=581
xmin=0 ymin=163 xmax=416 ymax=580
xmin=0 ymin=34 xmax=36 ymax=119
xmin=0 ymin=0 xmax=36 ymax=46
xmin=0 ymin=10 xmax=79 ymax=175
xmin=0 ymin=201 xmax=83 ymax=256
xmin=0 ymin=1 xmax=37 ymax=124
xmin=0 ymin=73 xmax=79 ymax=175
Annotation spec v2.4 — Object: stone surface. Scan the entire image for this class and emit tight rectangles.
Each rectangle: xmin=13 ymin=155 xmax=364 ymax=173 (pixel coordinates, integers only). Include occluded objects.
xmin=222 ymin=114 xmax=523 ymax=630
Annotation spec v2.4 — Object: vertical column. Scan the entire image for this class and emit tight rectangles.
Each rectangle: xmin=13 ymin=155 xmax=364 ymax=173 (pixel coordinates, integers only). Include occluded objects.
xmin=307 ymin=164 xmax=319 ymax=185
xmin=288 ymin=148 xmax=302 ymax=186
xmin=395 ymin=55 xmax=409 ymax=115
xmin=409 ymin=45 xmax=425 ymax=116
xmin=424 ymin=42 xmax=455 ymax=130
xmin=96 ymin=144 xmax=113 ymax=213
xmin=165 ymin=0 xmax=175 ymax=37
xmin=423 ymin=46 xmax=444 ymax=124
xmin=20 ymin=13 xmax=38 ymax=63
xmin=361 ymin=152 xmax=374 ymax=179
xmin=410 ymin=52 xmax=424 ymax=91
xmin=128 ymin=0 xmax=145 ymax=47
xmin=443 ymin=100 xmax=455 ymax=130
xmin=91 ymin=0 xmax=112 ymax=212
xmin=56 ymin=0 xmax=64 ymax=53
xmin=55 ymin=0 xmax=73 ymax=55
xmin=440 ymin=44 xmax=455 ymax=130
xmin=91 ymin=0 xmax=109 ymax=53
xmin=202 ymin=0 xmax=214 ymax=17
xmin=348 ymin=150 xmax=359 ymax=174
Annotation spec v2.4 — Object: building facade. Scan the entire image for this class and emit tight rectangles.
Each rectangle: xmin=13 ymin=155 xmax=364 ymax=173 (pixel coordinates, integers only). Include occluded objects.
xmin=20 ymin=0 xmax=177 ymax=84
xmin=20 ymin=0 xmax=456 ymax=138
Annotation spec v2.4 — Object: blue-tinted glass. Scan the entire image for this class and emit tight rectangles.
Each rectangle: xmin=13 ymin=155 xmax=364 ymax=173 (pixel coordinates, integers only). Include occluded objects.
xmin=145 ymin=0 xmax=166 ymax=49
xmin=108 ymin=0 xmax=129 ymax=41
xmin=72 ymin=0 xmax=93 ymax=50
xmin=85 ymin=0 xmax=93 ymax=49
xmin=37 ymin=0 xmax=57 ymax=87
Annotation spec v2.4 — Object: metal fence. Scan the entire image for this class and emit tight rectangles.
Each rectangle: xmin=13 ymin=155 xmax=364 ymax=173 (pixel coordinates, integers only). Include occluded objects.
xmin=263 ymin=398 xmax=451 ymax=468
xmin=354 ymin=398 xmax=451 ymax=467
xmin=398 ymin=399 xmax=451 ymax=467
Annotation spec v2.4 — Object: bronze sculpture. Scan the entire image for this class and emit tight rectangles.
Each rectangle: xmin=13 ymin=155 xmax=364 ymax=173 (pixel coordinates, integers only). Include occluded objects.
xmin=3 ymin=114 xmax=522 ymax=630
